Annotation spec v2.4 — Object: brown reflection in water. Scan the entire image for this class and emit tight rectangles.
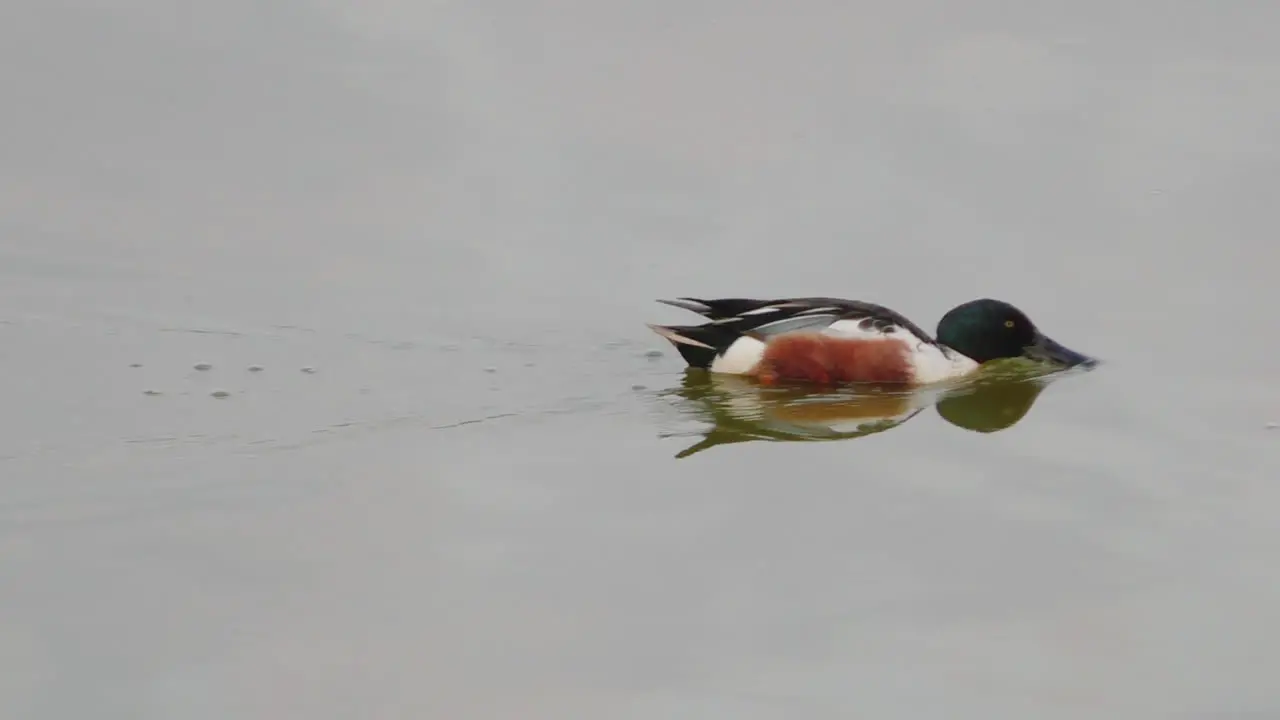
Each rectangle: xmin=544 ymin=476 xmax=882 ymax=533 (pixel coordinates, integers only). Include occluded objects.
xmin=661 ymin=369 xmax=1062 ymax=458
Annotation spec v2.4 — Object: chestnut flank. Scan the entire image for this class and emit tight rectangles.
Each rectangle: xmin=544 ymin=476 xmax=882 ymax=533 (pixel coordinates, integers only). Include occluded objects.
xmin=755 ymin=335 xmax=912 ymax=385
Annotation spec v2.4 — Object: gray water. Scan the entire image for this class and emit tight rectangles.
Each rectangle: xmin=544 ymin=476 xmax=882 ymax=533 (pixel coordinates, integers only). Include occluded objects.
xmin=3 ymin=2 xmax=1280 ymax=718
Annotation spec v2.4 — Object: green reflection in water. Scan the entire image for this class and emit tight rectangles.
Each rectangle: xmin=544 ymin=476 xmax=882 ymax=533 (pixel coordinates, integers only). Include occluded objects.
xmin=660 ymin=361 xmax=1091 ymax=458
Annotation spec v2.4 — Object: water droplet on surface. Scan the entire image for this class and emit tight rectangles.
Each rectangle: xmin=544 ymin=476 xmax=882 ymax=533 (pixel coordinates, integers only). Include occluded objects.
xmin=194 ymin=362 xmax=213 ymax=371
xmin=210 ymin=389 xmax=231 ymax=399
xmin=1266 ymin=422 xmax=1278 ymax=430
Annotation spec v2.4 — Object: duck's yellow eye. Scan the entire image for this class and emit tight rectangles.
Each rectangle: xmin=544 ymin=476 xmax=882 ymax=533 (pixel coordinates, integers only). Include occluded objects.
xmin=1004 ymin=320 xmax=1015 ymax=328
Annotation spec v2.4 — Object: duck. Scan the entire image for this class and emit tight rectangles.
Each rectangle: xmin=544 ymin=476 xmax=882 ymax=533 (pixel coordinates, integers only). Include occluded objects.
xmin=647 ymin=296 xmax=1095 ymax=386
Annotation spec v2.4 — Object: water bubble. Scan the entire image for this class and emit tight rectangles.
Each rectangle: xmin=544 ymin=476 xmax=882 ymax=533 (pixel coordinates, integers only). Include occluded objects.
xmin=301 ymin=366 xmax=317 ymax=374
xmin=194 ymin=362 xmax=213 ymax=371
xmin=644 ymin=350 xmax=663 ymax=359
xmin=210 ymin=389 xmax=231 ymax=399
xmin=631 ymin=384 xmax=647 ymax=391
xmin=1266 ymin=422 xmax=1278 ymax=430
xmin=484 ymin=367 xmax=497 ymax=374
xmin=129 ymin=363 xmax=143 ymax=368
xmin=142 ymin=389 xmax=163 ymax=396
xmin=248 ymin=365 xmax=264 ymax=372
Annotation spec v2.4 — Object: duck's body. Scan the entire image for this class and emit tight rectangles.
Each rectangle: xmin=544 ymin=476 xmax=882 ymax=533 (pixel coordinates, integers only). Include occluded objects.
xmin=647 ymin=296 xmax=1093 ymax=387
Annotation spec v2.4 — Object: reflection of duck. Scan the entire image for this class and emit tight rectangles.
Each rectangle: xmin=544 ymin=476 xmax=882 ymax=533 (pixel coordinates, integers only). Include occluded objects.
xmin=647 ymin=296 xmax=1095 ymax=386
xmin=935 ymin=374 xmax=1048 ymax=433
xmin=662 ymin=368 xmax=1060 ymax=458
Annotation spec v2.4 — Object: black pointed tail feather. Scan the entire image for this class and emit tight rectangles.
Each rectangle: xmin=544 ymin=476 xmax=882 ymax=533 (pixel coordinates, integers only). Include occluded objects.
xmin=658 ymin=297 xmax=857 ymax=321
xmin=646 ymin=323 xmax=743 ymax=369
xmin=655 ymin=298 xmax=714 ymax=315
xmin=657 ymin=297 xmax=768 ymax=320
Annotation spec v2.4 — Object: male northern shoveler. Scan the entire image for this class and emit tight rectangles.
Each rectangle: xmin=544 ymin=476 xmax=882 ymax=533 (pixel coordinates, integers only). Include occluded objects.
xmin=647 ymin=297 xmax=1095 ymax=386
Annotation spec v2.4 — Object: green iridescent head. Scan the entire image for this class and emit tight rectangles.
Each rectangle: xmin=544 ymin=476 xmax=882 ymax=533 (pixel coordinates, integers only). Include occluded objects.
xmin=936 ymin=299 xmax=1095 ymax=367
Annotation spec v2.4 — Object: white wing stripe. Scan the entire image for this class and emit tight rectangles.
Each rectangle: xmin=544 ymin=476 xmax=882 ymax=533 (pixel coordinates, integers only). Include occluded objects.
xmin=751 ymin=314 xmax=840 ymax=337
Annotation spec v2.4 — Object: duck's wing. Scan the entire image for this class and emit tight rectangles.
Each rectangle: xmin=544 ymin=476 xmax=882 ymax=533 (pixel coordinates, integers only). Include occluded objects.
xmin=656 ymin=297 xmax=939 ymax=345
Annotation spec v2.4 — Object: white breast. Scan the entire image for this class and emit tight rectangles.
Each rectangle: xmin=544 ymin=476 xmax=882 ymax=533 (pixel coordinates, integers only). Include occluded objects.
xmin=910 ymin=344 xmax=980 ymax=384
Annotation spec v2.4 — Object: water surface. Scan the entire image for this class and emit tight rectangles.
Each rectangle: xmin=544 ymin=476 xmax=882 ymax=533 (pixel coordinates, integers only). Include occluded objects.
xmin=2 ymin=2 xmax=1280 ymax=718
